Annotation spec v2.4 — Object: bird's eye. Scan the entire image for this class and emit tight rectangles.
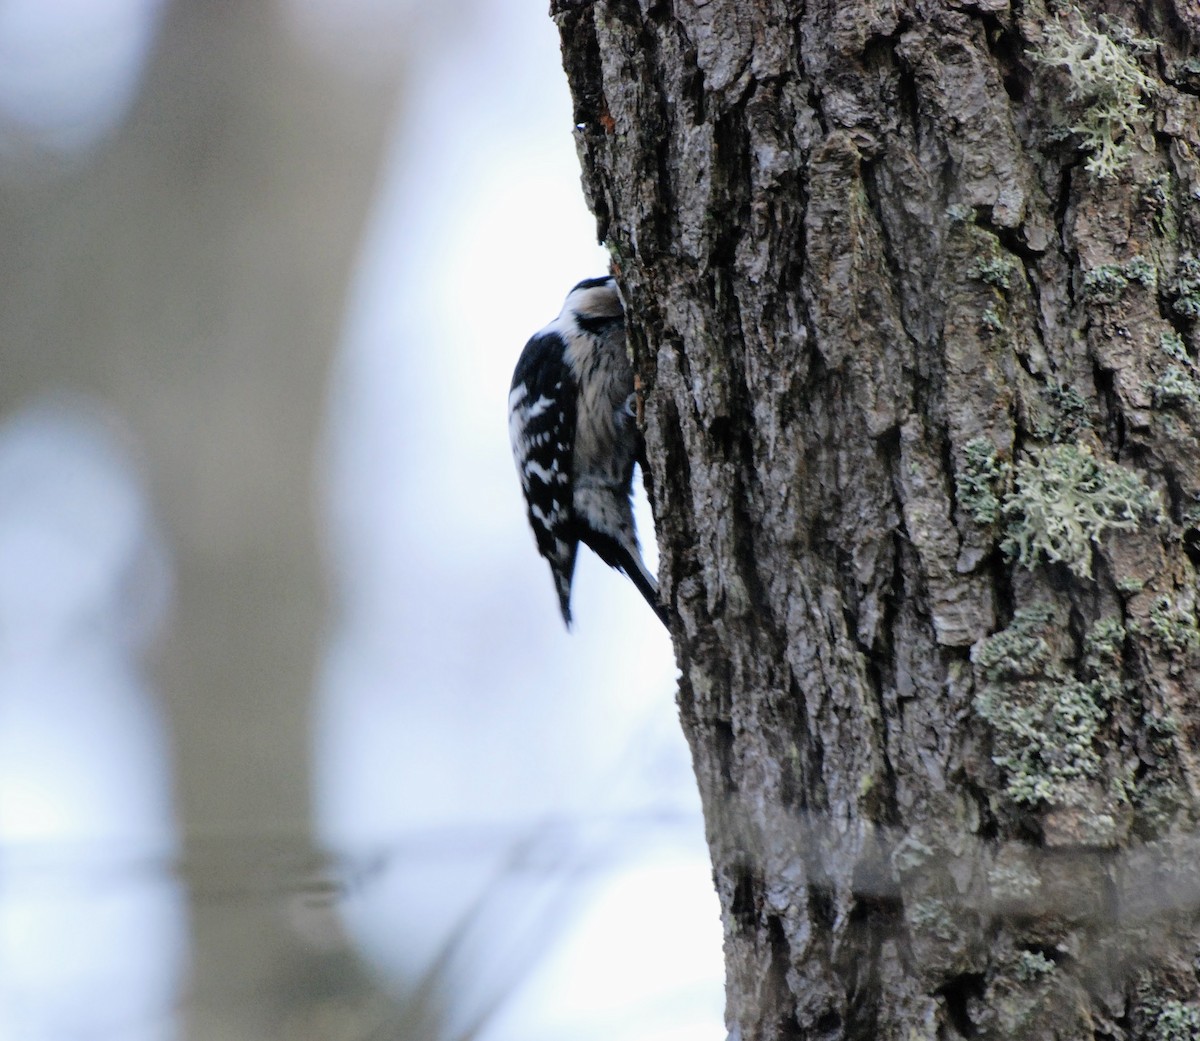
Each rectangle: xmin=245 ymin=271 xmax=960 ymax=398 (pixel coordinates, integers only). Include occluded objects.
xmin=575 ymin=312 xmax=623 ymax=335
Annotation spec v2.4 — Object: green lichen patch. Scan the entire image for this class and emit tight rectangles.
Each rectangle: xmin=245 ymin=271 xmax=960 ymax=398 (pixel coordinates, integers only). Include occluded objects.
xmin=1167 ymin=255 xmax=1200 ymax=321
xmin=1151 ymin=1000 xmax=1200 ymax=1041
xmin=1152 ymin=365 xmax=1200 ymax=409
xmin=904 ymin=896 xmax=959 ymax=944
xmin=969 ymin=256 xmax=1018 ymax=292
xmin=1148 ymin=331 xmax=1200 ymax=409
xmin=975 ymin=604 xmax=1056 ymax=682
xmin=974 ymin=612 xmax=1127 ymax=809
xmin=1000 ymin=444 xmax=1160 ymax=577
xmin=1084 ymin=615 xmax=1126 ymax=676
xmin=1160 ymin=330 xmax=1188 ymax=362
xmin=957 ymin=437 xmax=1011 ymax=525
xmin=1080 ymin=256 xmax=1158 ymax=305
xmin=1032 ymin=10 xmax=1157 ymax=178
xmin=1136 ymin=594 xmax=1200 ymax=657
xmin=986 ymin=860 xmax=1041 ymax=909
xmin=1081 ymin=264 xmax=1129 ymax=304
xmin=976 ymin=676 xmax=1107 ymax=806
xmin=1125 ymin=255 xmax=1158 ymax=289
xmin=1015 ymin=949 xmax=1056 ymax=981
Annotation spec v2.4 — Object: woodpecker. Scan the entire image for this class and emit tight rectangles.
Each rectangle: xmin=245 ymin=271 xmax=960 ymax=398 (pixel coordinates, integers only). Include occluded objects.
xmin=509 ymin=276 xmax=667 ymax=628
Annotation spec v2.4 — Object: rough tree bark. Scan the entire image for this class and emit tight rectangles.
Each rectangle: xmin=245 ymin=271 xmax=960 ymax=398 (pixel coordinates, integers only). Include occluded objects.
xmin=555 ymin=1 xmax=1200 ymax=1038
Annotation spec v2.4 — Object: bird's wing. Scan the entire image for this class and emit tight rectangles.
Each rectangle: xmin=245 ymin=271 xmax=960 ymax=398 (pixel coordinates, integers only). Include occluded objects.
xmin=509 ymin=332 xmax=578 ymax=623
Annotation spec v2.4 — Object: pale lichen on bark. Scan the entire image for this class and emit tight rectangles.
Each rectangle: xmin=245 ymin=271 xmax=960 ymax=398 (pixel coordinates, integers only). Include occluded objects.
xmin=554 ymin=0 xmax=1200 ymax=1037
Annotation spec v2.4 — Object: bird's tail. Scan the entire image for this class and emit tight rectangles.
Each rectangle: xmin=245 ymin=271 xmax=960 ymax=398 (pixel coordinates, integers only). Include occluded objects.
xmin=549 ymin=541 xmax=577 ymax=628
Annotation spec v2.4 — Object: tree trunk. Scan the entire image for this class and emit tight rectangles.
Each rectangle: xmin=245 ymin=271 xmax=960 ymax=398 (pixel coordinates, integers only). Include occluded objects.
xmin=555 ymin=1 xmax=1200 ymax=1037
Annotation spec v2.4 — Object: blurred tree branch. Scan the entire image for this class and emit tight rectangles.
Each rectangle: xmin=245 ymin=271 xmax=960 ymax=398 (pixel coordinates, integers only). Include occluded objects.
xmin=0 ymin=3 xmax=400 ymax=1037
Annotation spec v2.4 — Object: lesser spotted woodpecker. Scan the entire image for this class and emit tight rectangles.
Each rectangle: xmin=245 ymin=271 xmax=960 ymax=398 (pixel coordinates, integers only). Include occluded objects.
xmin=509 ymin=276 xmax=667 ymax=628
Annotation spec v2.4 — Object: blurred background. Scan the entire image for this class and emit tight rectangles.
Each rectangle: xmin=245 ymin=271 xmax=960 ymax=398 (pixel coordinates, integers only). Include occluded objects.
xmin=0 ymin=2 xmax=723 ymax=1040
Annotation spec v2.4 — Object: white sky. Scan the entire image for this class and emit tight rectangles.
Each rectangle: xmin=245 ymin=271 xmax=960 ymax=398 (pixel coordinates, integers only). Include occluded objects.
xmin=313 ymin=3 xmax=725 ymax=1038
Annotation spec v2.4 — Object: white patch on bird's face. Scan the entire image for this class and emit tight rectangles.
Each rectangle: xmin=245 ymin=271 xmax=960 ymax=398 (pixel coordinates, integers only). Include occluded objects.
xmin=561 ymin=281 xmax=622 ymax=324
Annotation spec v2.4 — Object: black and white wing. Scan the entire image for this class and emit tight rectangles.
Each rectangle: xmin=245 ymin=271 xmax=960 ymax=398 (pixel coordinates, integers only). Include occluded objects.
xmin=509 ymin=332 xmax=578 ymax=625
